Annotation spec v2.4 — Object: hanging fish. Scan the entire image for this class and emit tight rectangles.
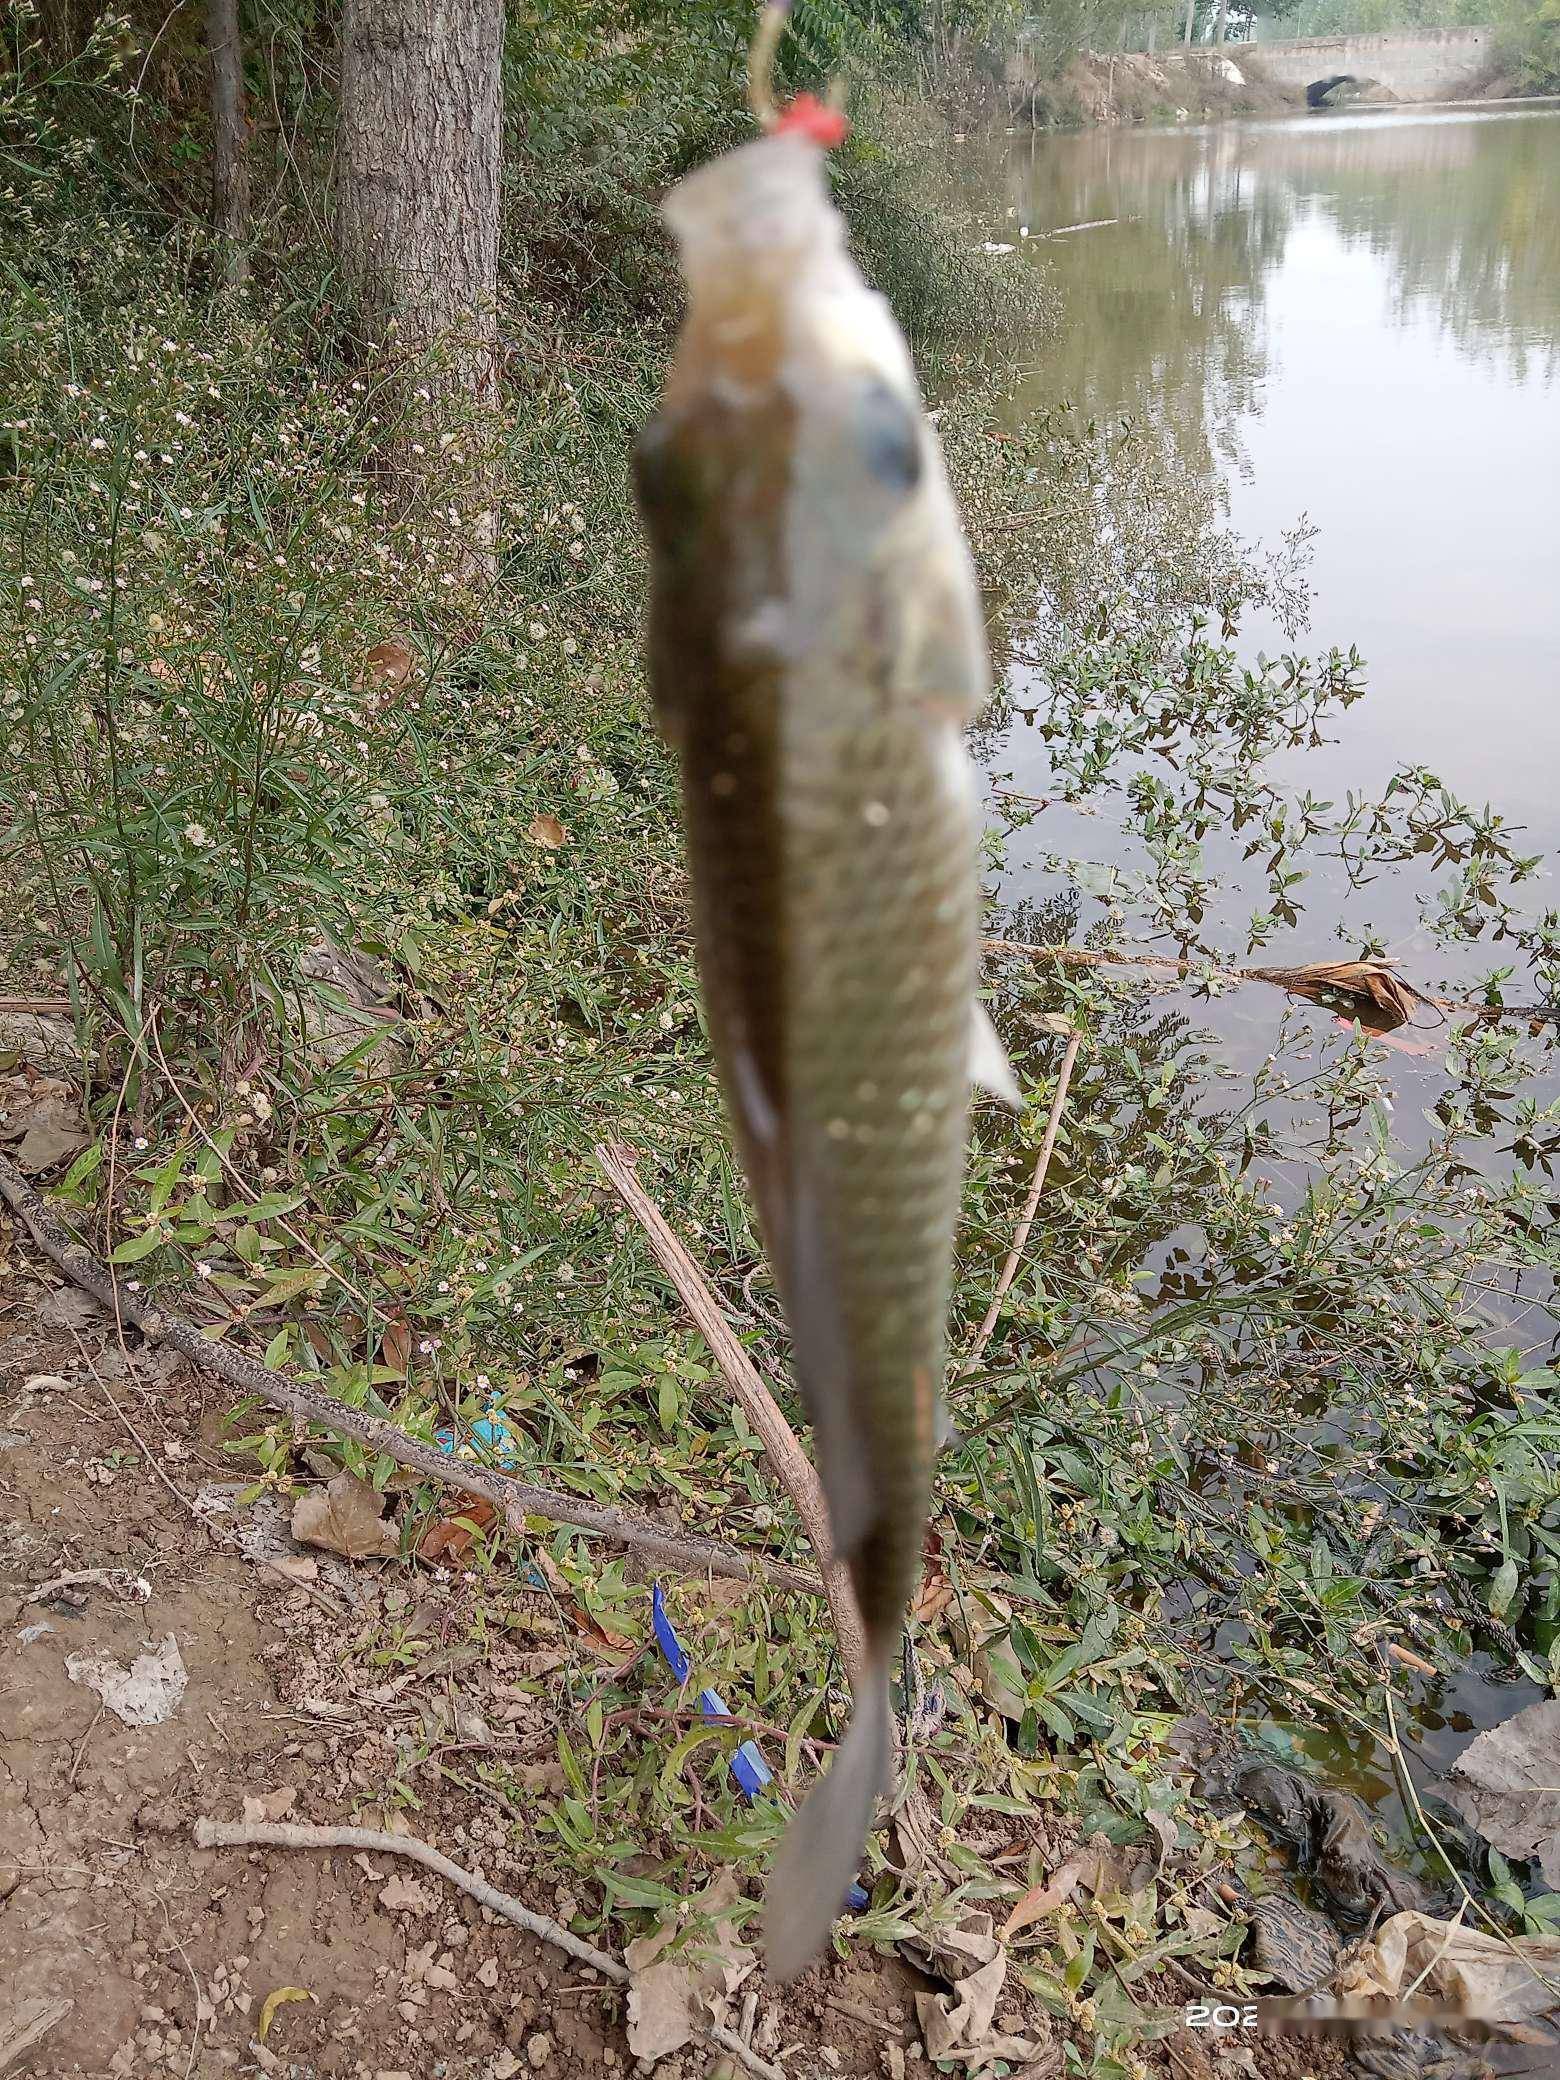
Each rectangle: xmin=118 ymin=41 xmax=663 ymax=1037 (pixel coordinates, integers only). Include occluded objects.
xmin=631 ymin=10 xmax=1015 ymax=1981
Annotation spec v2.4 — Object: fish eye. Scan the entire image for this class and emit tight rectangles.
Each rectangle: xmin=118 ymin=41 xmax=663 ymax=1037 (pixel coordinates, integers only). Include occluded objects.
xmin=855 ymin=377 xmax=922 ymax=494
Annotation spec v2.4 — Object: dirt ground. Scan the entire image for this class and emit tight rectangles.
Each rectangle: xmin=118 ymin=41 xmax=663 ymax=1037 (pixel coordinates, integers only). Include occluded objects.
xmin=0 ymin=1220 xmax=1368 ymax=2080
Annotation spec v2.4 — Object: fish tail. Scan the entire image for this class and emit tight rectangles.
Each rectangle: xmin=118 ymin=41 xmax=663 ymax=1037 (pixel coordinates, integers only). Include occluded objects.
xmin=763 ymin=1649 xmax=892 ymax=1982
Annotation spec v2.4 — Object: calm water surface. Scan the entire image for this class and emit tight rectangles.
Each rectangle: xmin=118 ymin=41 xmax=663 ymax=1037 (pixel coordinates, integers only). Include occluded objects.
xmin=977 ymin=105 xmax=1560 ymax=1802
xmin=985 ymin=102 xmax=1560 ymax=993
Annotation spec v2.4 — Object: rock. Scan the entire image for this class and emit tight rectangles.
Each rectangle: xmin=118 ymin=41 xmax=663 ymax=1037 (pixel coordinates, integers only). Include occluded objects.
xmin=525 ymin=2035 xmax=554 ymax=2070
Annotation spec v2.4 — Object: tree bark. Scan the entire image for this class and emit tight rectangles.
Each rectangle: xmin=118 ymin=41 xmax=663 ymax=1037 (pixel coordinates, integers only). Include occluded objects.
xmin=207 ymin=0 xmax=250 ymax=284
xmin=336 ymin=0 xmax=502 ymax=396
xmin=1184 ymin=0 xmax=1197 ymax=46
xmin=1214 ymin=0 xmax=1230 ymax=44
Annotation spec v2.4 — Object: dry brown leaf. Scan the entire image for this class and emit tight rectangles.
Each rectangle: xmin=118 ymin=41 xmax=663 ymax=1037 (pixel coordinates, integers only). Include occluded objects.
xmin=265 ymin=1554 xmax=319 ymax=1587
xmin=1001 ymin=1854 xmax=1088 ymax=1939
xmin=379 ymin=1316 xmax=413 ymax=1380
xmin=379 ymin=1872 xmax=437 ymax=1915
xmin=527 ymin=813 xmax=568 ymax=850
xmin=290 ymin=1471 xmax=400 ymax=1561
xmin=912 ymin=1526 xmax=956 ymax=1626
xmin=1143 ymin=1807 xmax=1179 ymax=1869
xmin=1253 ymin=958 xmax=1422 ymax=1033
xmin=364 ymin=639 xmax=414 ymax=687
xmin=911 ymin=1914 xmax=1009 ymax=2060
xmin=241 ymin=1787 xmax=298 ymax=1825
xmin=1438 ymin=1699 xmax=1560 ymax=1887
xmin=1001 ymin=1835 xmax=1125 ymax=1939
xmin=16 ymin=1120 xmax=89 ymax=1174
xmin=625 ymin=1871 xmax=756 ymax=2062
xmin=416 ymin=1499 xmax=497 ymax=1566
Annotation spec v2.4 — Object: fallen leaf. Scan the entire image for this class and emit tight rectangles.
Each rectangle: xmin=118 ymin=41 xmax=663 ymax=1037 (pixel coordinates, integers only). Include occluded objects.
xmin=1338 ymin=1910 xmax=1560 ymax=2025
xmin=16 ymin=1120 xmax=88 ymax=1174
xmin=35 ymin=1286 xmax=105 ymax=1333
xmin=257 ymin=1986 xmax=314 ymax=2041
xmin=910 ymin=1914 xmax=1008 ymax=2059
xmin=912 ymin=1526 xmax=955 ymax=1626
xmin=1001 ymin=1835 xmax=1126 ymax=1939
xmin=265 ymin=1554 xmax=319 ymax=1587
xmin=242 ymin=1788 xmax=298 ymax=1824
xmin=379 ymin=1316 xmax=413 ymax=1380
xmin=625 ymin=1870 xmax=756 ymax=2062
xmin=527 ymin=814 xmax=567 ymax=850
xmin=1253 ymin=957 xmax=1422 ymax=1033
xmin=65 ymin=1633 xmax=187 ymax=1726
xmin=1143 ymin=1806 xmax=1179 ymax=1869
xmin=1437 ymin=1699 xmax=1560 ymax=1887
xmin=364 ymin=639 xmax=414 ymax=687
xmin=291 ymin=1471 xmax=400 ymax=1561
xmin=379 ymin=1872 xmax=437 ymax=1915
xmin=417 ymin=1499 xmax=497 ymax=1566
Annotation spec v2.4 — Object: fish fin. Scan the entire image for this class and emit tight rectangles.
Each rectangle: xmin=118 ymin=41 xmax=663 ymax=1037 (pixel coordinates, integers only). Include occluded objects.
xmin=764 ymin=1656 xmax=892 ymax=1981
xmin=787 ymin=1162 xmax=876 ymax=1560
xmin=970 ymin=1001 xmax=1022 ymax=1109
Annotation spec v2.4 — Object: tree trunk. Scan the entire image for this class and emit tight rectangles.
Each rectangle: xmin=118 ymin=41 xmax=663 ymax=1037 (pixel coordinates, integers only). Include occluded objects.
xmin=1183 ymin=0 xmax=1197 ymax=47
xmin=207 ymin=0 xmax=250 ymax=285
xmin=1214 ymin=0 xmax=1229 ymax=43
xmin=336 ymin=0 xmax=502 ymax=397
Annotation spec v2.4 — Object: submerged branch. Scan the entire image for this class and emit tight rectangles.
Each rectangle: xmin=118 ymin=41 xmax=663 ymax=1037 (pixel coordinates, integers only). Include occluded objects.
xmin=984 ymin=939 xmax=1560 ymax=1030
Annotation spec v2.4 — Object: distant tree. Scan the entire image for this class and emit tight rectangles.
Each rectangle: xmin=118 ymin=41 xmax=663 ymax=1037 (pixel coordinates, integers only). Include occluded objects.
xmin=335 ymin=0 xmax=503 ymax=563
xmin=336 ymin=0 xmax=502 ymax=386
xmin=207 ymin=0 xmax=250 ymax=284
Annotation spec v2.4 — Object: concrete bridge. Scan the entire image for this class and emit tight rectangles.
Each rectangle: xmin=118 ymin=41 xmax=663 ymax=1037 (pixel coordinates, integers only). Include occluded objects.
xmin=1245 ymin=25 xmax=1494 ymax=102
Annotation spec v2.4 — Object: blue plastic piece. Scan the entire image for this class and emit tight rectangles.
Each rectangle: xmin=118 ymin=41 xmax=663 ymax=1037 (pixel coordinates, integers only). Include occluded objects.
xmin=434 ymin=1408 xmax=519 ymax=1466
xmin=651 ymin=1584 xmax=774 ymax=1800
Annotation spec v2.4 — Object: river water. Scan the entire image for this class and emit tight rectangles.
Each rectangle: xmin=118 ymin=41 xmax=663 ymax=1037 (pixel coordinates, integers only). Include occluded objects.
xmin=974 ymin=104 xmax=1560 ymax=1820
xmin=983 ymin=101 xmax=1560 ymax=1028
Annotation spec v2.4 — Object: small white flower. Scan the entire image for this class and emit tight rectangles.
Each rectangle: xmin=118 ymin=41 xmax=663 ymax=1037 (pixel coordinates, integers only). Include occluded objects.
xmin=183 ymin=821 xmax=208 ymax=846
xmin=196 ymin=1261 xmax=213 ymax=1279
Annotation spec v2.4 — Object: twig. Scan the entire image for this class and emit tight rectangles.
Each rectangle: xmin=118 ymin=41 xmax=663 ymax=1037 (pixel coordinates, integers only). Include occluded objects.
xmin=595 ymin=1138 xmax=867 ymax=1695
xmin=0 ymin=1998 xmax=73 ymax=2075
xmin=68 ymin=1704 xmax=105 ymax=1791
xmin=964 ymin=1029 xmax=1082 ymax=1373
xmin=191 ymin=1818 xmax=786 ymax=2080
xmin=825 ymin=1994 xmax=907 ymax=2039
xmin=27 ymin=1566 xmax=151 ymax=1605
xmin=0 ymin=1154 xmax=822 ymax=1597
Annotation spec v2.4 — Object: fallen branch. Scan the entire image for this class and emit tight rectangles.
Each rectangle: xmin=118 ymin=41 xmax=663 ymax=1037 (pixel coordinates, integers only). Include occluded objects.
xmin=595 ymin=1138 xmax=868 ymax=1696
xmin=964 ymin=1026 xmax=1083 ymax=1374
xmin=192 ymin=1818 xmax=785 ymax=2080
xmin=0 ymin=1154 xmax=822 ymax=1598
xmin=984 ymin=939 xmax=1560 ymax=1029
